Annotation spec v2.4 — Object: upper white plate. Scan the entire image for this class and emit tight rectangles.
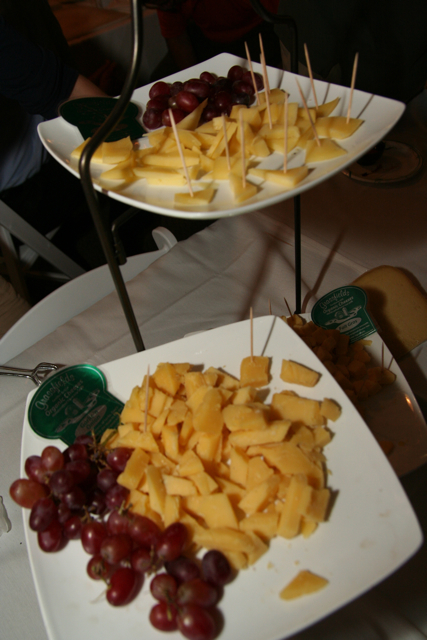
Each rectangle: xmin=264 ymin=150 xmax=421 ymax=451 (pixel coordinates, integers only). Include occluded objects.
xmin=38 ymin=53 xmax=405 ymax=220
xmin=21 ymin=316 xmax=422 ymax=640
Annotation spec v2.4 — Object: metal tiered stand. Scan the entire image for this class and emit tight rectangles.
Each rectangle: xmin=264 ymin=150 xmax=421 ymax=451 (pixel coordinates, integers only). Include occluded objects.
xmin=79 ymin=0 xmax=302 ymax=353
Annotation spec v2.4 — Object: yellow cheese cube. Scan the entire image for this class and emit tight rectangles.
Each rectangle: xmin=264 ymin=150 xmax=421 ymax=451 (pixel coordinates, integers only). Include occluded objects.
xmin=280 ymin=570 xmax=328 ymax=600
xmin=191 ymin=471 xmax=218 ymax=495
xmin=223 ymin=403 xmax=269 ymax=432
xmin=240 ymin=355 xmax=270 ymax=388
xmin=238 ymin=474 xmax=280 ymax=515
xmin=163 ymin=475 xmax=197 ymax=497
xmin=102 ymin=136 xmax=133 ymax=164
xmin=239 ymin=511 xmax=279 ymax=539
xmin=271 ymin=392 xmax=324 ymax=427
xmin=280 ymin=359 xmax=321 ymax=387
xmin=153 ymin=362 xmax=181 ymax=396
xmin=228 ymin=421 xmax=290 ymax=449
xmin=146 ymin=465 xmax=166 ymax=516
xmin=245 ymin=456 xmax=274 ymax=490
xmin=117 ymin=447 xmax=149 ymax=490
xmin=229 ymin=446 xmax=249 ymax=486
xmin=193 ymin=388 xmax=224 ymax=434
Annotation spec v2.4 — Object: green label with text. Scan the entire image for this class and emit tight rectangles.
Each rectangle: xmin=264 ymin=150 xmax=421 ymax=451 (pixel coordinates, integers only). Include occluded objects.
xmin=311 ymin=286 xmax=376 ymax=343
xmin=28 ymin=364 xmax=123 ymax=445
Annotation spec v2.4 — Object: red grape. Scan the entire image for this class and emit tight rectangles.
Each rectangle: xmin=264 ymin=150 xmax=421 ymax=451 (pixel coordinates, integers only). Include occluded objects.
xmin=10 ymin=478 xmax=49 ymax=509
xmin=184 ymin=79 xmax=210 ymax=100
xmin=162 ymin=108 xmax=186 ymax=127
xmin=100 ymin=533 xmax=133 ymax=565
xmin=29 ymin=497 xmax=58 ymax=532
xmin=214 ymin=91 xmax=233 ymax=112
xmin=150 ymin=602 xmax=178 ymax=632
xmin=202 ymin=105 xmax=219 ymax=122
xmin=38 ymin=519 xmax=64 ymax=553
xmin=176 ymin=579 xmax=218 ymax=608
xmin=232 ymin=80 xmax=254 ymax=97
xmin=147 ymin=96 xmax=169 ymax=111
xmin=107 ymin=509 xmax=129 ymax=535
xmin=202 ymin=550 xmax=233 ymax=586
xmin=106 ymin=567 xmax=138 ymax=606
xmin=176 ymin=90 xmax=200 ymax=113
xmin=227 ymin=65 xmax=245 ymax=82
xmin=176 ymin=604 xmax=217 ymax=640
xmin=156 ymin=522 xmax=188 ymax=562
xmin=165 ymin=556 xmax=200 ymax=583
xmin=97 ymin=468 xmax=118 ymax=493
xmin=143 ymin=109 xmax=163 ymax=131
xmin=149 ymin=81 xmax=171 ymax=100
xmin=131 ymin=546 xmax=153 ymax=574
xmin=49 ymin=469 xmax=76 ymax=496
xmin=128 ymin=514 xmax=161 ymax=548
xmin=25 ymin=455 xmax=48 ymax=484
xmin=63 ymin=515 xmax=83 ymax=540
xmin=57 ymin=502 xmax=72 ymax=524
xmin=150 ymin=572 xmax=178 ymax=602
xmin=81 ymin=520 xmax=107 ymax=555
xmin=61 ymin=486 xmax=86 ymax=511
xmin=104 ymin=484 xmax=129 ymax=511
xmin=87 ymin=554 xmax=112 ymax=581
xmin=87 ymin=489 xmax=108 ymax=516
xmin=200 ymin=71 xmax=217 ymax=85
xmin=231 ymin=92 xmax=251 ymax=106
xmin=106 ymin=448 xmax=133 ymax=473
xmin=63 ymin=443 xmax=88 ymax=463
xmin=65 ymin=459 xmax=92 ymax=485
xmin=170 ymin=80 xmax=185 ymax=96
xmin=41 ymin=446 xmax=64 ymax=471
xmin=242 ymin=70 xmax=264 ymax=91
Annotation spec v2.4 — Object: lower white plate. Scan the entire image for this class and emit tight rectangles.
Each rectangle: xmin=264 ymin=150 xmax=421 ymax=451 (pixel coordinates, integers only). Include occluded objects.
xmin=21 ymin=316 xmax=422 ymax=640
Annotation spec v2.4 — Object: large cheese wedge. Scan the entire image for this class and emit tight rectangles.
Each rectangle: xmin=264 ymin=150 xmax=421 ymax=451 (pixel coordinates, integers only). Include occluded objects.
xmin=352 ymin=265 xmax=427 ymax=359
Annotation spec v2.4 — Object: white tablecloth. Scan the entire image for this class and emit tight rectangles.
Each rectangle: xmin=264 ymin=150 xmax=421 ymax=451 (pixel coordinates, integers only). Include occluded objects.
xmin=1 ymin=91 xmax=426 ymax=640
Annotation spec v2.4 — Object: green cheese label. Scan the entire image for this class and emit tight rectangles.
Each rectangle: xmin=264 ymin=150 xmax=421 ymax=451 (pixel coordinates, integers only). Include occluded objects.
xmin=311 ymin=286 xmax=376 ymax=343
xmin=60 ymin=97 xmax=144 ymax=142
xmin=28 ymin=365 xmax=124 ymax=445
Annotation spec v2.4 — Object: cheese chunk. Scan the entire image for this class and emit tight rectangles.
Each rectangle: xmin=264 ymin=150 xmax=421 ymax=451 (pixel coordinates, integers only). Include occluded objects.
xmin=353 ymin=265 xmax=427 ymax=358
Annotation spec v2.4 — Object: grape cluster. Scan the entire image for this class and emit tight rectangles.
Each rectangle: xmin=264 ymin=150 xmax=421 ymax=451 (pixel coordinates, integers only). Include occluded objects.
xmin=149 ymin=550 xmax=233 ymax=640
xmin=143 ymin=64 xmax=264 ymax=131
xmin=10 ymin=437 xmax=233 ymax=640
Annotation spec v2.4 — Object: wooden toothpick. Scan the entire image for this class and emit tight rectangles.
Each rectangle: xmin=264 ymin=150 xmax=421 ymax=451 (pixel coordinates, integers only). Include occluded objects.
xmin=346 ymin=52 xmax=359 ymax=123
xmin=258 ymin=35 xmax=272 ymax=128
xmin=222 ymin=113 xmax=231 ymax=171
xmin=250 ymin=307 xmax=254 ymax=361
xmin=169 ymin=108 xmax=193 ymax=196
xmin=245 ymin=41 xmax=260 ymax=106
xmin=284 ymin=296 xmax=292 ymax=316
xmin=304 ymin=43 xmax=318 ymax=109
xmin=283 ymin=93 xmax=288 ymax=173
xmin=144 ymin=364 xmax=150 ymax=432
xmin=259 ymin=33 xmax=270 ymax=95
xmin=239 ymin=109 xmax=246 ymax=188
xmin=295 ymin=79 xmax=321 ymax=146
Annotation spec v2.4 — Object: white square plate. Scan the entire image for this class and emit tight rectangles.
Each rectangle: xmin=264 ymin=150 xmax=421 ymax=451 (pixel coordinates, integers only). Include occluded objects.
xmin=38 ymin=53 xmax=405 ymax=220
xmin=21 ymin=316 xmax=422 ymax=640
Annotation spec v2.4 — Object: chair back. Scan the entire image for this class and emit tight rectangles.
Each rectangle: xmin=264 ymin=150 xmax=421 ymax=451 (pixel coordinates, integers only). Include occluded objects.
xmin=0 ymin=227 xmax=177 ymax=364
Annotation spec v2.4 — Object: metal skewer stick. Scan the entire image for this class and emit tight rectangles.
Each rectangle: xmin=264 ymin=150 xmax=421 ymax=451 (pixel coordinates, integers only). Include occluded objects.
xmin=248 ymin=0 xmax=302 ymax=313
xmin=79 ymin=0 xmax=145 ymax=352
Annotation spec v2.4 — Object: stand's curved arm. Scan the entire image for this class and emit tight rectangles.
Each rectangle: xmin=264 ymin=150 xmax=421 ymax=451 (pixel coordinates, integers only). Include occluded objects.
xmin=79 ymin=0 xmax=145 ymax=351
xmin=249 ymin=0 xmax=299 ymax=74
